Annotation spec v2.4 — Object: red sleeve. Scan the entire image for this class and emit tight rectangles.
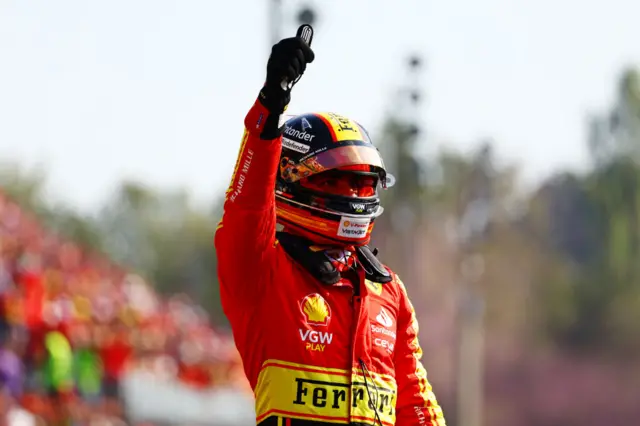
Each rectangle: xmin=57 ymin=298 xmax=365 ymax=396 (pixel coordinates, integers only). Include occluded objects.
xmin=394 ymin=276 xmax=446 ymax=426
xmin=214 ymin=99 xmax=281 ymax=304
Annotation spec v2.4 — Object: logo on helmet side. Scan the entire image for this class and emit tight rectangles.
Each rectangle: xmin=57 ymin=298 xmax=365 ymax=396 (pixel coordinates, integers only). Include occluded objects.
xmin=282 ymin=137 xmax=311 ymax=154
xmin=326 ymin=112 xmax=356 ymax=133
xmin=317 ymin=112 xmax=367 ymax=143
xmin=284 ymin=126 xmax=316 ymax=142
xmin=350 ymin=202 xmax=366 ymax=213
xmin=301 ymin=117 xmax=312 ymax=131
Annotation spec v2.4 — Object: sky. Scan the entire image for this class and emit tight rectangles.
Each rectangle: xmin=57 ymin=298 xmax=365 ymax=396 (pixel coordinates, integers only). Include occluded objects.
xmin=0 ymin=0 xmax=639 ymax=212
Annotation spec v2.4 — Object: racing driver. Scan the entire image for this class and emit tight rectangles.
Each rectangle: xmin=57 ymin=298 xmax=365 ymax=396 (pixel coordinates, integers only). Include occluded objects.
xmin=215 ymin=25 xmax=446 ymax=426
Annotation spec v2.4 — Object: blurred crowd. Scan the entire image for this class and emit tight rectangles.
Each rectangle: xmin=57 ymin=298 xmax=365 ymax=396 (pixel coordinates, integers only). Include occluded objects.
xmin=0 ymin=191 xmax=248 ymax=425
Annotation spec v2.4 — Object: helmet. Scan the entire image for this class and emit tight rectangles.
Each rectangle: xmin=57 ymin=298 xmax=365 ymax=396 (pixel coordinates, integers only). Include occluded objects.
xmin=275 ymin=112 xmax=390 ymax=246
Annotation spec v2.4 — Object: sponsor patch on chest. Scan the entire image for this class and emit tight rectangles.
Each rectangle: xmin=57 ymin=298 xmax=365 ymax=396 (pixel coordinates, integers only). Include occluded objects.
xmin=298 ymin=293 xmax=334 ymax=352
xmin=370 ymin=305 xmax=397 ymax=355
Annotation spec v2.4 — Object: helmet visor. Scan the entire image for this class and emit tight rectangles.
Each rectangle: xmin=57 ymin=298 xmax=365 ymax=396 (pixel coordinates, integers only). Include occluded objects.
xmin=300 ymin=170 xmax=378 ymax=198
xmin=285 ymin=145 xmax=387 ymax=184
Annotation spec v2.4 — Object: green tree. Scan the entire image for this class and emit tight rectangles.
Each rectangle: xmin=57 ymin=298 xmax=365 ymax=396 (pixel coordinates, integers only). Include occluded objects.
xmin=588 ymin=67 xmax=640 ymax=166
xmin=532 ymin=67 xmax=640 ymax=354
xmin=0 ymin=163 xmax=104 ymax=252
xmin=0 ymin=162 xmax=51 ymax=217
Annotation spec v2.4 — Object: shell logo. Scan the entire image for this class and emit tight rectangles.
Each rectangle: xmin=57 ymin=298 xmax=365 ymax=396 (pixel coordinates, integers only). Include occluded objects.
xmin=300 ymin=293 xmax=332 ymax=327
xmin=343 ymin=220 xmax=350 ymax=226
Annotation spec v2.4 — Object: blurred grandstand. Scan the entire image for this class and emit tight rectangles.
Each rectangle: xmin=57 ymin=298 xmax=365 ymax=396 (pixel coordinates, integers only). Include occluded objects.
xmin=0 ymin=190 xmax=252 ymax=425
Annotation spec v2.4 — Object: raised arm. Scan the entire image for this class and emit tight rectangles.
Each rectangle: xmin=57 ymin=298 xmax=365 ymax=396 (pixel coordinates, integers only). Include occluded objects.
xmin=215 ymin=30 xmax=315 ymax=304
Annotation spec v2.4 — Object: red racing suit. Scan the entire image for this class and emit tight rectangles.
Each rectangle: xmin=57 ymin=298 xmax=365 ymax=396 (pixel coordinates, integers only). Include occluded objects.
xmin=215 ymin=99 xmax=446 ymax=426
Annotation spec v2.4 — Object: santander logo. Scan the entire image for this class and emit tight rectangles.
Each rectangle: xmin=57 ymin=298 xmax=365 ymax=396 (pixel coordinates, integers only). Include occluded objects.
xmin=376 ymin=307 xmax=393 ymax=328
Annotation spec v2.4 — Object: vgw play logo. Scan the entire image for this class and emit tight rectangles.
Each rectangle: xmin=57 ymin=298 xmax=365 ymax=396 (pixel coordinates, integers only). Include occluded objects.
xmin=299 ymin=294 xmax=333 ymax=352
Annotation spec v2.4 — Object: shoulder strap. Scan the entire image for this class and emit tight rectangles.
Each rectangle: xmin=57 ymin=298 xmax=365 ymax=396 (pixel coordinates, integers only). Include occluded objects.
xmin=355 ymin=245 xmax=393 ymax=283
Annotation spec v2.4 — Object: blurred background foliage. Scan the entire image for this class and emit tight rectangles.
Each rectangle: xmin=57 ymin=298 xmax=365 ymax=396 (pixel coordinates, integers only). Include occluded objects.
xmin=2 ymin=65 xmax=640 ymax=425
xmin=3 ymin=67 xmax=640 ymax=356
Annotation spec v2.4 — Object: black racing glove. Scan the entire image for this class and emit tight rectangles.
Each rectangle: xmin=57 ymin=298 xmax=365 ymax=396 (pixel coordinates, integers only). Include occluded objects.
xmin=259 ymin=29 xmax=315 ymax=139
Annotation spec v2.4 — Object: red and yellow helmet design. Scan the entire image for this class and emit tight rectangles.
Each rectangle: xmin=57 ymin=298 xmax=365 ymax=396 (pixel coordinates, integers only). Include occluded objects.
xmin=275 ymin=112 xmax=391 ymax=246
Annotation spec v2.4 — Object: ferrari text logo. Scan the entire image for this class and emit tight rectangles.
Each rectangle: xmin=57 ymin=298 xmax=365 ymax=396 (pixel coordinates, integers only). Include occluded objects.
xmin=299 ymin=329 xmax=333 ymax=352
